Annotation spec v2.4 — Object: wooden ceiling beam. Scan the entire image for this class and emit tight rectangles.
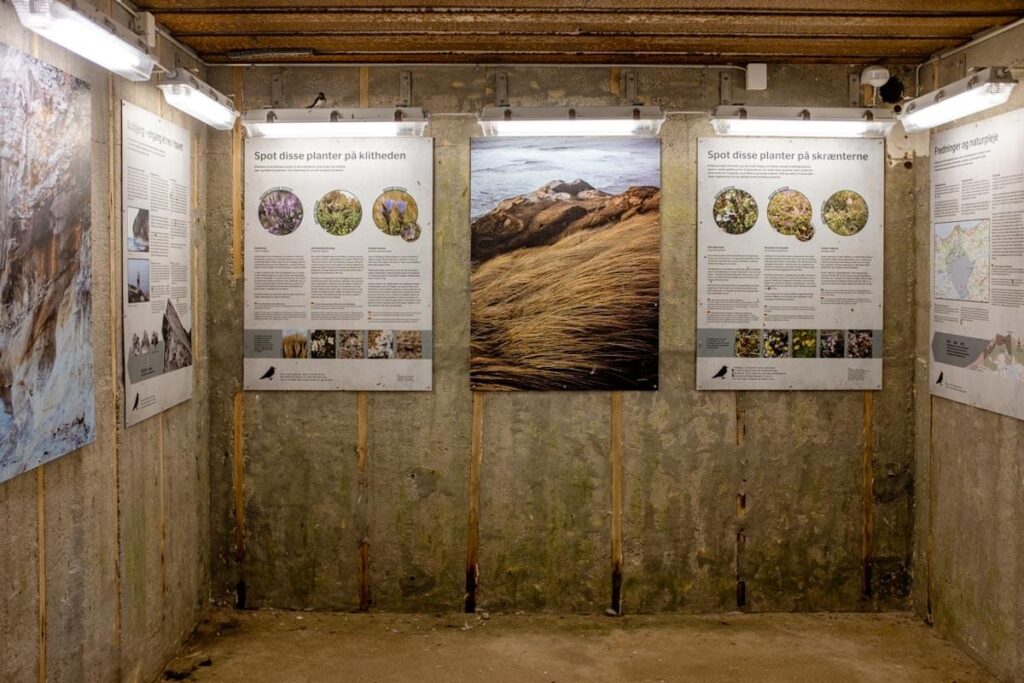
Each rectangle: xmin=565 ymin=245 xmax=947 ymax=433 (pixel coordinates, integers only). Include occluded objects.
xmin=153 ymin=12 xmax=1012 ymax=38
xmin=183 ymin=34 xmax=961 ymax=56
xmin=133 ymin=0 xmax=1024 ymax=16
xmin=200 ymin=52 xmax=929 ymax=65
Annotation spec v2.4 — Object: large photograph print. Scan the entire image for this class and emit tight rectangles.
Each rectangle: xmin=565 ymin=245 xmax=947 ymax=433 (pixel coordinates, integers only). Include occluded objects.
xmin=470 ymin=136 xmax=660 ymax=391
xmin=0 ymin=44 xmax=95 ymax=483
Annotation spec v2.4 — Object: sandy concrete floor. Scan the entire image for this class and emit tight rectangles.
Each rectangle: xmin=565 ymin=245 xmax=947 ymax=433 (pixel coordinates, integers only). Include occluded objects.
xmin=163 ymin=610 xmax=993 ymax=682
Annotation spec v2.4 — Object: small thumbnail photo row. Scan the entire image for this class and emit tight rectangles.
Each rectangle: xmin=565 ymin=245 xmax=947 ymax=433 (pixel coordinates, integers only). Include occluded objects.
xmin=280 ymin=329 xmax=426 ymax=360
xmin=733 ymin=329 xmax=876 ymax=359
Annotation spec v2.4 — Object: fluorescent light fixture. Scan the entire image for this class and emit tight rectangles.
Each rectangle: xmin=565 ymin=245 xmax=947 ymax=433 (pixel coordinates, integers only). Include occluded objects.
xmin=243 ymin=108 xmax=428 ymax=138
xmin=899 ymin=67 xmax=1017 ymax=133
xmin=710 ymin=106 xmax=896 ymax=138
xmin=13 ymin=0 xmax=157 ymax=81
xmin=158 ymin=70 xmax=238 ymax=130
xmin=477 ymin=106 xmax=664 ymax=136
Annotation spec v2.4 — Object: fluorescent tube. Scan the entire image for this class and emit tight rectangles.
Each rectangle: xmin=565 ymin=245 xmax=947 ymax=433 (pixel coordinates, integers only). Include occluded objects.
xmin=477 ymin=106 xmax=664 ymax=137
xmin=243 ymin=108 xmax=428 ymax=138
xmin=158 ymin=70 xmax=238 ymax=130
xmin=710 ymin=106 xmax=896 ymax=138
xmin=899 ymin=67 xmax=1017 ymax=133
xmin=13 ymin=0 xmax=156 ymax=82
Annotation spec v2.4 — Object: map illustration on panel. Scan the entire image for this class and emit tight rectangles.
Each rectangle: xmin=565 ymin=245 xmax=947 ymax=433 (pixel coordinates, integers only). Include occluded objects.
xmin=934 ymin=219 xmax=990 ymax=303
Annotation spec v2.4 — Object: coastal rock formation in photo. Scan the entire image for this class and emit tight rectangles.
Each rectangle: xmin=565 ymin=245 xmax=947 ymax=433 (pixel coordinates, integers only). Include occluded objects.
xmin=470 ymin=181 xmax=660 ymax=391
xmin=162 ymin=300 xmax=193 ymax=372
xmin=471 ymin=178 xmax=658 ymax=264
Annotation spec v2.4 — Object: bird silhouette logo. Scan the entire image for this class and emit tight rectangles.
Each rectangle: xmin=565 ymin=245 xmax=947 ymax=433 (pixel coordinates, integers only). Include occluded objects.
xmin=260 ymin=366 xmax=276 ymax=380
xmin=132 ymin=393 xmax=139 ymax=410
xmin=936 ymin=371 xmax=943 ymax=385
xmin=712 ymin=365 xmax=728 ymax=379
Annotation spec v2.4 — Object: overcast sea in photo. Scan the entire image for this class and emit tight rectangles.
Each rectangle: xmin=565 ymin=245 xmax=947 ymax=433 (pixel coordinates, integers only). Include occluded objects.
xmin=471 ymin=136 xmax=661 ymax=219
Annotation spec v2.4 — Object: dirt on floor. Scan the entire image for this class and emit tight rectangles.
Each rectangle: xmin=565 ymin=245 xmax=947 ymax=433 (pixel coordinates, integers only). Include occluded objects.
xmin=161 ymin=609 xmax=994 ymax=682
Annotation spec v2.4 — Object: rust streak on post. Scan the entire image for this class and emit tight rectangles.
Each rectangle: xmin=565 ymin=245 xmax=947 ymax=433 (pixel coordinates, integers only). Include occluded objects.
xmin=359 ymin=67 xmax=369 ymax=107
xmin=861 ymin=390 xmax=874 ymax=599
xmin=36 ymin=469 xmax=46 ymax=683
xmin=357 ymin=391 xmax=370 ymax=611
xmin=465 ymin=392 xmax=484 ymax=613
xmin=609 ymin=392 xmax=624 ymax=615
xmin=231 ymin=68 xmax=244 ymax=280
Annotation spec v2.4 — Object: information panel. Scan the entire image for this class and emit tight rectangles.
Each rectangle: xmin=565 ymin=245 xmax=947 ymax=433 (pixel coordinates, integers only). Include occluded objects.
xmin=244 ymin=137 xmax=433 ymax=391
xmin=121 ymin=101 xmax=193 ymax=426
xmin=929 ymin=108 xmax=1024 ymax=420
xmin=697 ymin=137 xmax=884 ymax=390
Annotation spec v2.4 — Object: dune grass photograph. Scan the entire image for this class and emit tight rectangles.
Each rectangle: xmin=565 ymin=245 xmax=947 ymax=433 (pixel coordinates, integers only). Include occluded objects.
xmin=469 ymin=137 xmax=660 ymax=391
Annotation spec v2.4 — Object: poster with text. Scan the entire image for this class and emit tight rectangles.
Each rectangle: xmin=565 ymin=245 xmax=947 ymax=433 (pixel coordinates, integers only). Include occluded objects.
xmin=929 ymin=108 xmax=1024 ymax=420
xmin=121 ymin=102 xmax=193 ymax=426
xmin=470 ymin=137 xmax=660 ymax=391
xmin=244 ymin=137 xmax=433 ymax=391
xmin=697 ymin=137 xmax=884 ymax=390
xmin=0 ymin=44 xmax=94 ymax=483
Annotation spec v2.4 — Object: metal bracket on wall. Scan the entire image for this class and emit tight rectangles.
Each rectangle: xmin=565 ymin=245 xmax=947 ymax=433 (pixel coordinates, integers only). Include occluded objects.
xmin=622 ymin=70 xmax=639 ymax=104
xmin=495 ymin=71 xmax=509 ymax=107
xmin=271 ymin=70 xmax=283 ymax=108
xmin=848 ymin=73 xmax=861 ymax=107
xmin=719 ymin=71 xmax=733 ymax=106
xmin=399 ymin=71 xmax=412 ymax=107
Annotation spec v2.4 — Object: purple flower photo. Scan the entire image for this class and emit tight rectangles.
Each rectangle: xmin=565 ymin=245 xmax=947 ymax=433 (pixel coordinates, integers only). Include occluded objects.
xmin=258 ymin=189 xmax=304 ymax=236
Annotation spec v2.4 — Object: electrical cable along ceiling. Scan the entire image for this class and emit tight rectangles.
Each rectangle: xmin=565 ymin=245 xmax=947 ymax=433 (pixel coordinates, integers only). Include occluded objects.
xmin=130 ymin=1 xmax=1024 ymax=65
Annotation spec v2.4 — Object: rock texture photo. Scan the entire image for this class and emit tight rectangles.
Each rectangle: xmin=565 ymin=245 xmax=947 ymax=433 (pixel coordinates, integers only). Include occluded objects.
xmin=470 ymin=137 xmax=660 ymax=391
xmin=0 ymin=44 xmax=95 ymax=483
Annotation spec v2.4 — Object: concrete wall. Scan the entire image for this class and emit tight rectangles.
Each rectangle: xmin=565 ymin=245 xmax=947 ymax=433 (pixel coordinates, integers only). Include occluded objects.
xmin=912 ymin=26 xmax=1024 ymax=683
xmin=0 ymin=3 xmax=210 ymax=682
xmin=206 ymin=64 xmax=916 ymax=615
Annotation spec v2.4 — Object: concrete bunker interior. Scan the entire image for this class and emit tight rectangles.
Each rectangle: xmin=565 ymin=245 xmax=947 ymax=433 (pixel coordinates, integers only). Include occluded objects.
xmin=0 ymin=2 xmax=1022 ymax=681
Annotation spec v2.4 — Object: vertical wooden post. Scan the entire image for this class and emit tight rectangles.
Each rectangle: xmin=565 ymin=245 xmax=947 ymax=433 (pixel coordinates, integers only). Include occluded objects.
xmin=106 ymin=72 xmax=123 ymax=646
xmin=861 ymin=390 xmax=875 ymax=599
xmin=357 ymin=392 xmax=370 ymax=611
xmin=36 ymin=469 xmax=46 ymax=683
xmin=359 ymin=67 xmax=370 ymax=108
xmin=465 ymin=392 xmax=484 ymax=613
xmin=159 ymin=414 xmax=167 ymax=604
xmin=926 ymin=395 xmax=936 ymax=621
xmin=609 ymin=393 xmax=624 ymax=616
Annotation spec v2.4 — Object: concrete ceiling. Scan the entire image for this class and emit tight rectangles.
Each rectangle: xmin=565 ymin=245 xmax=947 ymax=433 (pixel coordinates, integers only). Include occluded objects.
xmin=132 ymin=1 xmax=1024 ymax=65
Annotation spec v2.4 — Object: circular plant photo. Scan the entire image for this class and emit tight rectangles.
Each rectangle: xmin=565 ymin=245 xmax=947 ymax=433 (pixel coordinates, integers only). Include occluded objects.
xmin=258 ymin=189 xmax=303 ymax=236
xmin=767 ymin=188 xmax=813 ymax=240
xmin=400 ymin=221 xmax=422 ymax=243
xmin=822 ymin=190 xmax=869 ymax=236
xmin=712 ymin=188 xmax=758 ymax=234
xmin=315 ymin=190 xmax=362 ymax=236
xmin=373 ymin=189 xmax=419 ymax=237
